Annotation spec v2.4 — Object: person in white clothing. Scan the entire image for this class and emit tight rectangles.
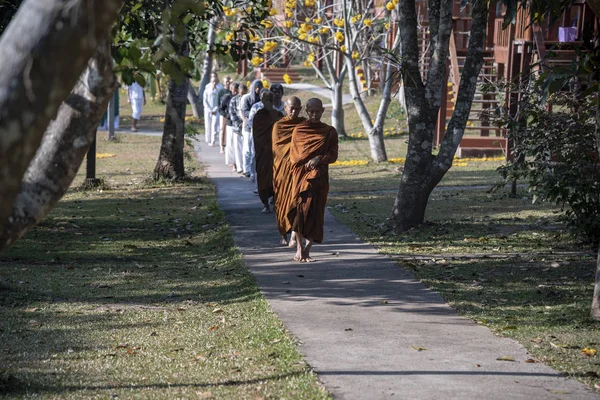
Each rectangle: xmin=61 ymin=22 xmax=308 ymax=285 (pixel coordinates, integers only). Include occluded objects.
xmin=127 ymin=82 xmax=146 ymax=132
xmin=203 ymin=72 xmax=223 ymax=146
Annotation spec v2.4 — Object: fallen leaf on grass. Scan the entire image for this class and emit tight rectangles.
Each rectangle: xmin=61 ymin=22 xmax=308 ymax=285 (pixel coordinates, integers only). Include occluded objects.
xmin=196 ymin=391 xmax=212 ymax=398
xmin=194 ymin=355 xmax=207 ymax=362
xmin=28 ymin=320 xmax=41 ymax=327
xmin=411 ymin=346 xmax=427 ymax=351
xmin=115 ymin=343 xmax=129 ymax=349
xmin=581 ymin=348 xmax=597 ymax=357
xmin=532 ymin=337 xmax=543 ymax=344
xmin=496 ymin=356 xmax=515 ymax=362
xmin=502 ymin=326 xmax=518 ymax=330
xmin=212 ymin=308 xmax=224 ymax=313
xmin=594 ymin=383 xmax=600 ymax=390
xmin=525 ymin=358 xmax=538 ymax=363
xmin=208 ymin=326 xmax=219 ymax=331
xmin=24 ymin=308 xmax=39 ymax=313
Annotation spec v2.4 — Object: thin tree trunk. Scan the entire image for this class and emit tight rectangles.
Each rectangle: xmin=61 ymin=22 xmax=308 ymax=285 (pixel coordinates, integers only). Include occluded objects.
xmin=197 ymin=17 xmax=218 ymax=116
xmin=187 ymin=84 xmax=201 ymax=118
xmin=153 ymin=77 xmax=189 ymax=180
xmin=0 ymin=38 xmax=117 ymax=251
xmin=331 ymin=82 xmax=346 ymax=137
xmin=0 ymin=0 xmax=123 ymax=239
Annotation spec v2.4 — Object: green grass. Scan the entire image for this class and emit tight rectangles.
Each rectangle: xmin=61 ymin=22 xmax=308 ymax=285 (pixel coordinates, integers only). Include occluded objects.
xmin=328 ymin=185 xmax=600 ymax=391
xmin=0 ymin=134 xmax=330 ymax=399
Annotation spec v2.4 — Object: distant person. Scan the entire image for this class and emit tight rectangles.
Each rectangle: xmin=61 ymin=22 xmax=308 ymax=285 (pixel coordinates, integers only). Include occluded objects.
xmin=240 ymin=79 xmax=263 ymax=181
xmin=203 ymin=72 xmax=223 ymax=146
xmin=220 ymin=81 xmax=236 ymax=167
xmin=288 ymin=98 xmax=338 ymax=262
xmin=127 ymin=81 xmax=146 ymax=132
xmin=270 ymin=83 xmax=286 ymax=114
xmin=217 ymin=76 xmax=232 ymax=153
xmin=229 ymin=83 xmax=247 ymax=174
xmin=272 ymin=96 xmax=305 ymax=246
xmin=252 ymin=90 xmax=284 ymax=213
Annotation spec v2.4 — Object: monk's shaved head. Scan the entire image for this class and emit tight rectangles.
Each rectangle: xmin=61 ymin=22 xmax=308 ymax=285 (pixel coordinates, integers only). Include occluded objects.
xmin=285 ymin=96 xmax=302 ymax=119
xmin=306 ymin=98 xmax=323 ymax=109
xmin=306 ymin=98 xmax=325 ymax=123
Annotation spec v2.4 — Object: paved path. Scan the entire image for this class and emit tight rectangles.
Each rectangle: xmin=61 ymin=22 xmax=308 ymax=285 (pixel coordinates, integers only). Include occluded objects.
xmin=196 ymin=140 xmax=597 ymax=399
xmin=282 ymin=83 xmax=353 ymax=107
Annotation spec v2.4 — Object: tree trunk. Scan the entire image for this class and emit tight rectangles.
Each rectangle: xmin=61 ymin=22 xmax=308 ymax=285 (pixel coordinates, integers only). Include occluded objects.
xmin=391 ymin=0 xmax=488 ymax=230
xmin=330 ymin=82 xmax=346 ymax=137
xmin=0 ymin=39 xmax=117 ymax=252
xmin=187 ymin=84 xmax=201 ymax=119
xmin=153 ymin=77 xmax=190 ymax=180
xmin=591 ymin=90 xmax=600 ymax=320
xmin=197 ymin=17 xmax=218 ymax=116
xmin=0 ymin=0 xmax=123 ymax=239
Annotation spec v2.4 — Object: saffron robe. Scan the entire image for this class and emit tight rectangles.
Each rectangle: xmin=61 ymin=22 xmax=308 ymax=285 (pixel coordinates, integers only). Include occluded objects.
xmin=272 ymin=116 xmax=306 ymax=236
xmin=287 ymin=121 xmax=338 ymax=243
xmin=252 ymin=108 xmax=283 ymax=204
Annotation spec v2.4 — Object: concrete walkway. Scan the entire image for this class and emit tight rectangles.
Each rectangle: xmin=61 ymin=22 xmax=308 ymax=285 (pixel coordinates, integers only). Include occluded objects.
xmin=195 ymin=140 xmax=597 ymax=399
xmin=282 ymin=83 xmax=353 ymax=106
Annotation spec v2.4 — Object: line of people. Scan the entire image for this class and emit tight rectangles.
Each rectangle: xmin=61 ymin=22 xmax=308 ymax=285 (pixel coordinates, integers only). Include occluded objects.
xmin=206 ymin=74 xmax=338 ymax=262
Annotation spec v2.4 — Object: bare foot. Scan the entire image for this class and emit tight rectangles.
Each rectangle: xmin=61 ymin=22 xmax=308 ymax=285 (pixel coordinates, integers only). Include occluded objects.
xmin=302 ymin=257 xmax=315 ymax=263
xmin=293 ymin=250 xmax=303 ymax=261
xmin=261 ymin=207 xmax=271 ymax=213
xmin=288 ymin=239 xmax=297 ymax=248
xmin=280 ymin=236 xmax=288 ymax=246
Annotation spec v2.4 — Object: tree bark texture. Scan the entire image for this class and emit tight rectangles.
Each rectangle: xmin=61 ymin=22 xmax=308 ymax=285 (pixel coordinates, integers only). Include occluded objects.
xmin=591 ymin=90 xmax=600 ymax=320
xmin=391 ymin=0 xmax=488 ymax=230
xmin=153 ymin=77 xmax=190 ymax=180
xmin=0 ymin=0 xmax=124 ymax=240
xmin=330 ymin=82 xmax=346 ymax=137
xmin=0 ymin=39 xmax=117 ymax=252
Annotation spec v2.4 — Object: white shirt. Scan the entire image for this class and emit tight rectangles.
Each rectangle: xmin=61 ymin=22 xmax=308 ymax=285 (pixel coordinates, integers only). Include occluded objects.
xmin=129 ymin=82 xmax=144 ymax=100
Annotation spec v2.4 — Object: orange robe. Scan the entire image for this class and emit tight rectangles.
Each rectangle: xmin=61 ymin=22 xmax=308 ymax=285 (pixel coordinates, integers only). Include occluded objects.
xmin=252 ymin=108 xmax=283 ymax=204
xmin=272 ymin=116 xmax=306 ymax=236
xmin=287 ymin=121 xmax=339 ymax=243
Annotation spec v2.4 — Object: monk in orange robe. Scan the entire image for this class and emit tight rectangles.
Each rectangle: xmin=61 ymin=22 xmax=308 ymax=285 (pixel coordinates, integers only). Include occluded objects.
xmin=288 ymin=98 xmax=339 ymax=262
xmin=252 ymin=91 xmax=284 ymax=212
xmin=272 ymin=96 xmax=305 ymax=245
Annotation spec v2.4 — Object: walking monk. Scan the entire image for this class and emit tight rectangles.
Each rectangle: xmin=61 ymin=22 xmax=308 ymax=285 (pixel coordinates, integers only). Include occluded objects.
xmin=288 ymin=98 xmax=338 ymax=262
xmin=252 ymin=90 xmax=284 ymax=213
xmin=272 ymin=96 xmax=305 ymax=245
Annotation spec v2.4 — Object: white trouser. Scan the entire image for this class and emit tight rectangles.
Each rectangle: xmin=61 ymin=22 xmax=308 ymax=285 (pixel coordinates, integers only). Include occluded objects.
xmin=131 ymin=99 xmax=143 ymax=120
xmin=234 ymin=132 xmax=244 ymax=172
xmin=225 ymin=125 xmax=235 ymax=165
xmin=242 ymin=129 xmax=255 ymax=175
xmin=204 ymin=110 xmax=212 ymax=143
xmin=209 ymin=112 xmax=220 ymax=146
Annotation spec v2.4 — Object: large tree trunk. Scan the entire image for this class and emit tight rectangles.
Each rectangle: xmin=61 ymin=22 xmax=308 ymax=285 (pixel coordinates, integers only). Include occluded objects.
xmin=0 ymin=0 xmax=124 ymax=241
xmin=196 ymin=17 xmax=218 ymax=116
xmin=591 ymin=90 xmax=600 ymax=320
xmin=187 ymin=84 xmax=201 ymax=118
xmin=153 ymin=77 xmax=190 ymax=180
xmin=0 ymin=39 xmax=117 ymax=252
xmin=331 ymin=82 xmax=346 ymax=137
xmin=391 ymin=0 xmax=488 ymax=230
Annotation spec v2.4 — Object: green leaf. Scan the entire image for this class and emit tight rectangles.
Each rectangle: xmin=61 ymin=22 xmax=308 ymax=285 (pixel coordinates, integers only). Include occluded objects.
xmin=134 ymin=73 xmax=146 ymax=88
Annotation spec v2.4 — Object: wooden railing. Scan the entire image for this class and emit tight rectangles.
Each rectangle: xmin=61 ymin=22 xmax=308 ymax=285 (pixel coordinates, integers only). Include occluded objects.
xmin=514 ymin=7 xmax=532 ymax=40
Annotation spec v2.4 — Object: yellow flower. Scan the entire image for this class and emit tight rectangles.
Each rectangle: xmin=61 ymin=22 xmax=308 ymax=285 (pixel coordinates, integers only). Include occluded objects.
xmin=335 ymin=31 xmax=344 ymax=42
xmin=303 ymin=61 xmax=311 ymax=67
xmin=283 ymin=20 xmax=293 ymax=28
xmin=385 ymin=1 xmax=395 ymax=11
xmin=261 ymin=19 xmax=274 ymax=28
xmin=334 ymin=18 xmax=344 ymax=27
xmin=246 ymin=80 xmax=251 ymax=87
xmin=96 ymin=153 xmax=116 ymax=159
xmin=308 ymin=35 xmax=319 ymax=43
xmin=251 ymin=56 xmax=262 ymax=66
xmin=314 ymin=17 xmax=322 ymax=24
xmin=262 ymin=79 xmax=270 ymax=89
xmin=245 ymin=6 xmax=253 ymax=13
xmin=306 ymin=52 xmax=315 ymax=63
xmin=332 ymin=159 xmax=369 ymax=166
xmin=363 ymin=19 xmax=372 ymax=27
xmin=283 ymin=73 xmax=292 ymax=84
xmin=392 ymin=0 xmax=399 ymax=4
xmin=269 ymin=8 xmax=278 ymax=15
xmin=304 ymin=0 xmax=315 ymax=6
xmin=249 ymin=33 xmax=260 ymax=42
xmin=300 ymin=22 xmax=313 ymax=31
xmin=225 ymin=32 xmax=235 ymax=42
xmin=299 ymin=33 xmax=308 ymax=40
xmin=352 ymin=51 xmax=359 ymax=59
xmin=262 ymin=41 xmax=277 ymax=52
xmin=286 ymin=10 xmax=293 ymax=17
xmin=350 ymin=16 xmax=358 ymax=24
xmin=340 ymin=45 xmax=347 ymax=52
xmin=305 ymin=17 xmax=310 ymax=22
xmin=318 ymin=27 xmax=330 ymax=34
xmin=223 ymin=6 xmax=236 ymax=17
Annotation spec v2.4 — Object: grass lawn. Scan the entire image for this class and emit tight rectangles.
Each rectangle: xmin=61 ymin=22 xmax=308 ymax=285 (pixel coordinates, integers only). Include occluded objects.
xmin=0 ymin=134 xmax=330 ymax=399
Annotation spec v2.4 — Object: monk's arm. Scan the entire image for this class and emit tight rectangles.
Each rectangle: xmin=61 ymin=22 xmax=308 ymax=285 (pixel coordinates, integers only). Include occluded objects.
xmin=320 ymin=129 xmax=339 ymax=165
